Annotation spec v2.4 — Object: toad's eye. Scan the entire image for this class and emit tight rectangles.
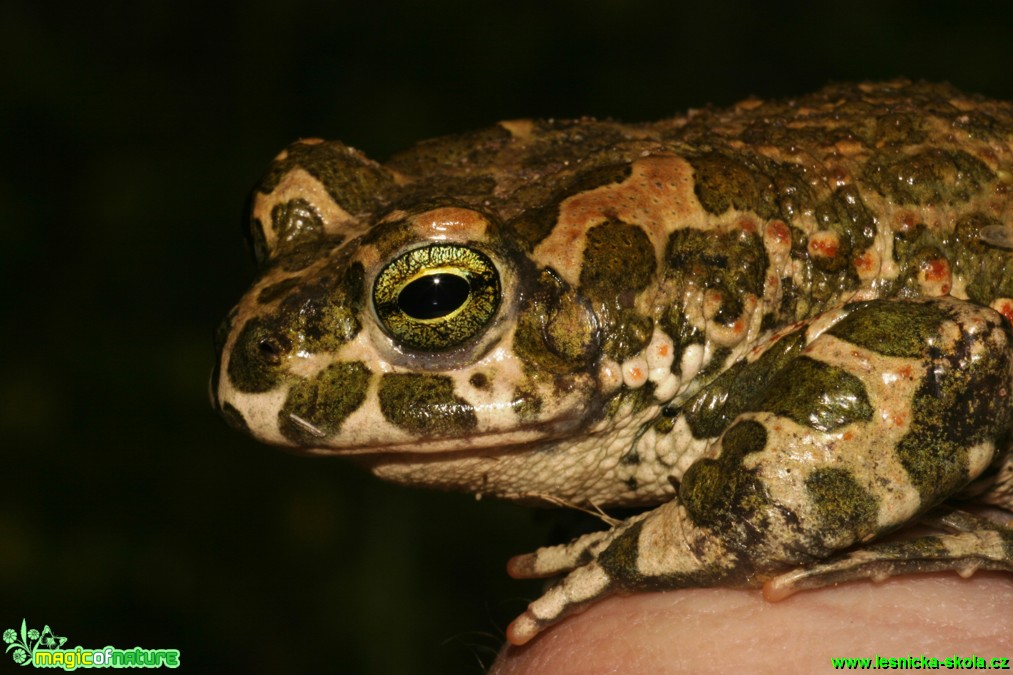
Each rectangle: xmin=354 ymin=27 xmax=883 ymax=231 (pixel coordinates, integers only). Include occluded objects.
xmin=373 ymin=244 xmax=500 ymax=351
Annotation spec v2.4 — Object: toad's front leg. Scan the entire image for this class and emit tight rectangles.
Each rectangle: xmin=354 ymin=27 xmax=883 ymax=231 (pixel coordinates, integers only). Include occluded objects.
xmin=506 ymin=498 xmax=743 ymax=645
xmin=507 ymin=298 xmax=1013 ymax=645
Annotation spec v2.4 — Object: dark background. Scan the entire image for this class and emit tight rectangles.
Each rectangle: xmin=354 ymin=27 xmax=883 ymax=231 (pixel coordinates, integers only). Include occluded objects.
xmin=3 ymin=1 xmax=1011 ymax=673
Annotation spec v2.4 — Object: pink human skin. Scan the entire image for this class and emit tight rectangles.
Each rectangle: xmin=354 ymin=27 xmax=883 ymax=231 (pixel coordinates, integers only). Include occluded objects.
xmin=491 ymin=574 xmax=1013 ymax=674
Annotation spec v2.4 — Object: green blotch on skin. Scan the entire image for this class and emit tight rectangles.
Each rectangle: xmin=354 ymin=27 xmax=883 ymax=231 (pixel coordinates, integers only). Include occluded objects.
xmin=805 ymin=468 xmax=878 ymax=544
xmin=226 ymin=316 xmax=288 ymax=393
xmin=827 ymin=300 xmax=950 ymax=359
xmin=577 ymin=220 xmax=656 ymax=360
xmin=681 ymin=421 xmax=772 ymax=541
xmin=256 ymin=140 xmax=396 ymax=215
xmin=688 ymin=151 xmax=813 ymax=220
xmin=682 ymin=331 xmax=806 ymax=439
xmin=580 ymin=220 xmax=656 ymax=296
xmin=279 ymin=361 xmax=371 ymax=444
xmin=895 ymin=319 xmax=1013 ymax=504
xmin=682 ymin=324 xmax=873 ymax=440
xmin=270 ymin=197 xmax=324 ymax=252
xmin=757 ymin=356 xmax=873 ymax=432
xmin=379 ymin=374 xmax=477 ymax=435
xmin=597 ymin=521 xmax=647 ymax=586
xmin=863 ymin=149 xmax=994 ymax=206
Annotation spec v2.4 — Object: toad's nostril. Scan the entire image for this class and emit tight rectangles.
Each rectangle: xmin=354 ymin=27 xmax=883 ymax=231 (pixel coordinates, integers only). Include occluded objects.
xmin=257 ymin=336 xmax=289 ymax=364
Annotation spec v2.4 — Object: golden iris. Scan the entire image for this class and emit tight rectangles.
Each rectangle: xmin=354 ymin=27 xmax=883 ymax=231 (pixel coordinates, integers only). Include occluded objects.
xmin=373 ymin=244 xmax=500 ymax=350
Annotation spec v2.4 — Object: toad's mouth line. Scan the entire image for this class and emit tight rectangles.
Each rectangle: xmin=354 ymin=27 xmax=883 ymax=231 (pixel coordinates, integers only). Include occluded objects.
xmin=284 ymin=415 xmax=616 ymax=458
xmin=297 ymin=429 xmax=576 ymax=458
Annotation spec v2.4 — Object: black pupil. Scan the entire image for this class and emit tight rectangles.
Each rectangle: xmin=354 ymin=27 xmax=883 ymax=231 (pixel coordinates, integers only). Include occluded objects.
xmin=398 ymin=273 xmax=471 ymax=320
